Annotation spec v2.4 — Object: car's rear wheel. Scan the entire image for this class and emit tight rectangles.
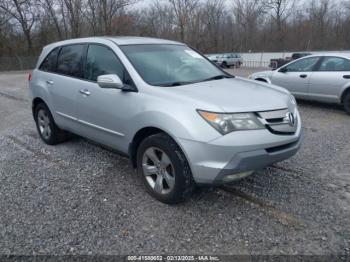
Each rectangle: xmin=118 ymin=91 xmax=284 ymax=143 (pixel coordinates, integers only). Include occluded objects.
xmin=222 ymin=62 xmax=228 ymax=68
xmin=136 ymin=133 xmax=195 ymax=204
xmin=34 ymin=103 xmax=67 ymax=145
xmin=344 ymin=92 xmax=350 ymax=115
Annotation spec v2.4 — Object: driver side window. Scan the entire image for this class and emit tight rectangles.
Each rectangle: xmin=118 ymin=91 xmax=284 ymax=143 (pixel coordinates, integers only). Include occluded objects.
xmin=85 ymin=44 xmax=125 ymax=82
xmin=283 ymin=57 xmax=320 ymax=72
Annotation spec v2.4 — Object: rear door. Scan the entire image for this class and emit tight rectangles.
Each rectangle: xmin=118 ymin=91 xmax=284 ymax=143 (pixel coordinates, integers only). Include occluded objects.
xmin=49 ymin=44 xmax=86 ymax=130
xmin=271 ymin=56 xmax=321 ymax=98
xmin=308 ymin=56 xmax=350 ymax=103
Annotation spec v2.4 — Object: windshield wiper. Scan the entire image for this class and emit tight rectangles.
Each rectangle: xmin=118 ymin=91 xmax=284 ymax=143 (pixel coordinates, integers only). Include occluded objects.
xmin=199 ymin=74 xmax=234 ymax=83
xmin=160 ymin=81 xmax=193 ymax=87
xmin=159 ymin=74 xmax=234 ymax=87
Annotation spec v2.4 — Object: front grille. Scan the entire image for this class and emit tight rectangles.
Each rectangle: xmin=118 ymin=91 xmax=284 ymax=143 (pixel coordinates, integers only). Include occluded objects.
xmin=257 ymin=108 xmax=297 ymax=135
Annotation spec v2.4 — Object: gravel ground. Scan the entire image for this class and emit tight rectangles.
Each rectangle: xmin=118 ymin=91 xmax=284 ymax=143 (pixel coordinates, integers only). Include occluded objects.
xmin=0 ymin=69 xmax=349 ymax=256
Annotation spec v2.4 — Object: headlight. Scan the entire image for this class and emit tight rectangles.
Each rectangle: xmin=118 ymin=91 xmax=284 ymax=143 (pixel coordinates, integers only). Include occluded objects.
xmin=198 ymin=110 xmax=264 ymax=135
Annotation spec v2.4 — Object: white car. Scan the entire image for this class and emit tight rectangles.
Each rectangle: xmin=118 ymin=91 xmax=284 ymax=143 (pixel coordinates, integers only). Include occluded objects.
xmin=217 ymin=53 xmax=243 ymax=68
xmin=249 ymin=53 xmax=350 ymax=114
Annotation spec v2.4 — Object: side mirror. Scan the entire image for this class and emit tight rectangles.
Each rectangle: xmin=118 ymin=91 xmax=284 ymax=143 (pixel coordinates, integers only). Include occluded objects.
xmin=279 ymin=67 xmax=288 ymax=73
xmin=97 ymin=74 xmax=124 ymax=89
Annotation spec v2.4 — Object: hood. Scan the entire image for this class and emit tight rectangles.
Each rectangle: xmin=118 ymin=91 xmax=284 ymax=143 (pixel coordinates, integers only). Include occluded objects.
xmin=165 ymin=77 xmax=291 ymax=113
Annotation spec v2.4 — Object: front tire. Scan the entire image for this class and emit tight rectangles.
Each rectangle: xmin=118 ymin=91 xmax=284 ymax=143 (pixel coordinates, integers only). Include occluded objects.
xmin=344 ymin=92 xmax=350 ymax=115
xmin=136 ymin=133 xmax=195 ymax=204
xmin=34 ymin=103 xmax=67 ymax=145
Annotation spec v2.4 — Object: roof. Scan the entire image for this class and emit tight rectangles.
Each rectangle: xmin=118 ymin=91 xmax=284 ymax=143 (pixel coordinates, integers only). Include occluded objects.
xmin=308 ymin=52 xmax=350 ymax=59
xmin=105 ymin=36 xmax=183 ymax=45
xmin=43 ymin=36 xmax=183 ymax=50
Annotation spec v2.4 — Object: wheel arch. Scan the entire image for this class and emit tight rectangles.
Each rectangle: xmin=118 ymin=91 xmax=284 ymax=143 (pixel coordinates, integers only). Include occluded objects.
xmin=32 ymin=97 xmax=47 ymax=117
xmin=254 ymin=77 xmax=270 ymax=84
xmin=340 ymin=86 xmax=350 ymax=104
xmin=128 ymin=126 xmax=190 ymax=169
xmin=129 ymin=127 xmax=171 ymax=168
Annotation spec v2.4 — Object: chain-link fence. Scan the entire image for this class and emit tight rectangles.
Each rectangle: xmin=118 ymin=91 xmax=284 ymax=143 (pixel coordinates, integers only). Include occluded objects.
xmin=242 ymin=60 xmax=276 ymax=68
xmin=0 ymin=57 xmax=38 ymax=71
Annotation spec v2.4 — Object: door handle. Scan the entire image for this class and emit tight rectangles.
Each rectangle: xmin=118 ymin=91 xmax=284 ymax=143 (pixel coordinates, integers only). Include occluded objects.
xmin=300 ymin=74 xmax=307 ymax=78
xmin=343 ymin=75 xmax=350 ymax=79
xmin=46 ymin=80 xmax=54 ymax=85
xmin=79 ymin=89 xmax=91 ymax=96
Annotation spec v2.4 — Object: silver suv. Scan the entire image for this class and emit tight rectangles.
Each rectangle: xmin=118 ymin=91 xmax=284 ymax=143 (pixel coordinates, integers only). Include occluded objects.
xmin=29 ymin=37 xmax=302 ymax=204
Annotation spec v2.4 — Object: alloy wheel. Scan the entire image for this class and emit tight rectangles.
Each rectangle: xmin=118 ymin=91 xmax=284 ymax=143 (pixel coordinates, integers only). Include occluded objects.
xmin=37 ymin=109 xmax=51 ymax=140
xmin=142 ymin=147 xmax=175 ymax=194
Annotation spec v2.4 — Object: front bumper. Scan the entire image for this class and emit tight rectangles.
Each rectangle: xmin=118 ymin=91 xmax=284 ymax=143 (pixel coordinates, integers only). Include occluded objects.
xmin=177 ymin=116 xmax=302 ymax=185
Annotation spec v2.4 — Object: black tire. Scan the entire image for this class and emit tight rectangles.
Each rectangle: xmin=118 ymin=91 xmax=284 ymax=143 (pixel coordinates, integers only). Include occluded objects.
xmin=344 ymin=91 xmax=350 ymax=115
xmin=34 ymin=102 xmax=68 ymax=145
xmin=222 ymin=62 xmax=228 ymax=68
xmin=136 ymin=133 xmax=195 ymax=204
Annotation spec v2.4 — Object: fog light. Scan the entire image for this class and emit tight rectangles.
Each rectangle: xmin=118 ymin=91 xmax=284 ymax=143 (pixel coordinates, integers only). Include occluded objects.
xmin=223 ymin=171 xmax=254 ymax=182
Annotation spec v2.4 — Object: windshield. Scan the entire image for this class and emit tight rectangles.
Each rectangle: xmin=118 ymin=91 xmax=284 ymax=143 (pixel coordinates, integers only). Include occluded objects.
xmin=120 ymin=44 xmax=228 ymax=86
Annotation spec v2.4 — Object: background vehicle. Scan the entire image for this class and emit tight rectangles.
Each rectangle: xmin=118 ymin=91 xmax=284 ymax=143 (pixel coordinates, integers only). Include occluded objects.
xmin=206 ymin=54 xmax=218 ymax=61
xmin=216 ymin=53 xmax=243 ymax=68
xmin=29 ymin=37 xmax=301 ymax=204
xmin=205 ymin=54 xmax=220 ymax=65
xmin=250 ymin=53 xmax=350 ymax=114
xmin=270 ymin=52 xmax=312 ymax=69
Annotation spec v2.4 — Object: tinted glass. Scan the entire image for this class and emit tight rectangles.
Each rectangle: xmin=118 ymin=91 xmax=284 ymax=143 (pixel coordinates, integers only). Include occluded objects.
xmin=120 ymin=44 xmax=223 ymax=86
xmin=39 ymin=48 xmax=59 ymax=72
xmin=318 ymin=57 xmax=350 ymax=71
xmin=56 ymin=44 xmax=84 ymax=77
xmin=85 ymin=44 xmax=125 ymax=82
xmin=285 ymin=57 xmax=319 ymax=72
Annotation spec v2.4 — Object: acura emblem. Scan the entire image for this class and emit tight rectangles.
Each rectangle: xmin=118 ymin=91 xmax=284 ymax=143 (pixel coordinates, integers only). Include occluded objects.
xmin=285 ymin=112 xmax=295 ymax=126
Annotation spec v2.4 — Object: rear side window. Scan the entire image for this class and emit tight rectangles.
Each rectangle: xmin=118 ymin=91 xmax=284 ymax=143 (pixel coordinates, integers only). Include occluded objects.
xmin=318 ymin=57 xmax=350 ymax=72
xmin=39 ymin=48 xmax=59 ymax=72
xmin=56 ymin=44 xmax=84 ymax=78
xmin=84 ymin=44 xmax=125 ymax=82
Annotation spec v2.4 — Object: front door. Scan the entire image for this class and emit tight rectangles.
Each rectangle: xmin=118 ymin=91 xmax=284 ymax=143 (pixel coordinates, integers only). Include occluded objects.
xmin=271 ymin=56 xmax=321 ymax=98
xmin=76 ymin=44 xmax=136 ymax=152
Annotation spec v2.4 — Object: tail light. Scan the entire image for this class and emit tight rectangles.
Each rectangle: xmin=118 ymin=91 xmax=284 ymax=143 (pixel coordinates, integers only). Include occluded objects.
xmin=28 ymin=72 xmax=32 ymax=81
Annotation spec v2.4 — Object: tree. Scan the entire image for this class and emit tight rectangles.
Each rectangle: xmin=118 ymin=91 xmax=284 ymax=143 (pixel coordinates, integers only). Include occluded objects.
xmin=59 ymin=0 xmax=83 ymax=38
xmin=85 ymin=0 xmax=139 ymax=35
xmin=263 ymin=0 xmax=297 ymax=50
xmin=233 ymin=0 xmax=266 ymax=51
xmin=168 ymin=0 xmax=199 ymax=42
xmin=0 ymin=0 xmax=39 ymax=53
xmin=41 ymin=0 xmax=64 ymax=39
xmin=200 ymin=0 xmax=226 ymax=52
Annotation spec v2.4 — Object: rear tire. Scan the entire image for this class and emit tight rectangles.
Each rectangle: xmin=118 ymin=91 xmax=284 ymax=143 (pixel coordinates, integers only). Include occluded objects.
xmin=34 ymin=103 xmax=68 ymax=145
xmin=344 ymin=92 xmax=350 ymax=115
xmin=136 ymin=133 xmax=195 ymax=204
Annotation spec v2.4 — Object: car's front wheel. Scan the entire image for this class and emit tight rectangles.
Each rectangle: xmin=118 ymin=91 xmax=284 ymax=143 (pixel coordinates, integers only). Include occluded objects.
xmin=136 ymin=133 xmax=195 ymax=204
xmin=221 ymin=62 xmax=228 ymax=68
xmin=344 ymin=92 xmax=350 ymax=115
xmin=34 ymin=102 xmax=68 ymax=145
